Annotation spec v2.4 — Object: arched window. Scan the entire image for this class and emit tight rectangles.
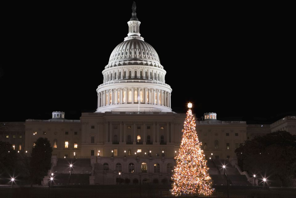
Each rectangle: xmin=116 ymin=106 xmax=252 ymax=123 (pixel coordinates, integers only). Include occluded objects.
xmin=103 ymin=163 xmax=109 ymax=171
xmin=214 ymin=140 xmax=219 ymax=149
xmin=116 ymin=163 xmax=122 ymax=172
xmin=167 ymin=163 xmax=173 ymax=173
xmin=154 ymin=163 xmax=160 ymax=173
xmin=129 ymin=163 xmax=135 ymax=173
xmin=141 ymin=162 xmax=147 ymax=173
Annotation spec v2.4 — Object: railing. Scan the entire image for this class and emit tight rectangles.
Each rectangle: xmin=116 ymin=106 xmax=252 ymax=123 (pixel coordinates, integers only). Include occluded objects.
xmin=98 ymin=79 xmax=171 ymax=87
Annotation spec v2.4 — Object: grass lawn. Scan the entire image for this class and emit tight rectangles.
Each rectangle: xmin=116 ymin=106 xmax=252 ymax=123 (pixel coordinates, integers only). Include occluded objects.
xmin=0 ymin=184 xmax=295 ymax=198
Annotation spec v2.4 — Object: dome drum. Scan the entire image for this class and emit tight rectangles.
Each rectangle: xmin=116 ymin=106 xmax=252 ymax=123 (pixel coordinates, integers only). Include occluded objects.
xmin=96 ymin=86 xmax=171 ymax=113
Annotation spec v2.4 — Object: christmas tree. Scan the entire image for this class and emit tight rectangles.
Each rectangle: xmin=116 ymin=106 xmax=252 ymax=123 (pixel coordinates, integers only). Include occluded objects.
xmin=171 ymin=102 xmax=213 ymax=196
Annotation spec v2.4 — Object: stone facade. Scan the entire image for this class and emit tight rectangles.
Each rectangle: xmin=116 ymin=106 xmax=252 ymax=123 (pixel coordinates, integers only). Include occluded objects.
xmin=0 ymin=122 xmax=25 ymax=152
xmin=270 ymin=116 xmax=296 ymax=135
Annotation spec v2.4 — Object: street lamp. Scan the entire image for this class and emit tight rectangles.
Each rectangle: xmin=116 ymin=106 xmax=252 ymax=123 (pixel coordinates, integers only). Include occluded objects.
xmin=69 ymin=163 xmax=73 ymax=185
xmin=262 ymin=177 xmax=267 ymax=188
xmin=11 ymin=177 xmax=15 ymax=188
xmin=222 ymin=165 xmax=229 ymax=198
xmin=253 ymin=174 xmax=256 ymax=186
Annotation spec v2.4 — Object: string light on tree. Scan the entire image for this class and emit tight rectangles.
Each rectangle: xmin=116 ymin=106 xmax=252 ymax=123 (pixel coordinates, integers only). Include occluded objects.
xmin=171 ymin=102 xmax=214 ymax=196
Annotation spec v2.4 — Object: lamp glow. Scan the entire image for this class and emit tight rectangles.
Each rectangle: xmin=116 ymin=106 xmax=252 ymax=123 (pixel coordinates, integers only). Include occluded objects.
xmin=187 ymin=102 xmax=193 ymax=109
xmin=263 ymin=178 xmax=267 ymax=182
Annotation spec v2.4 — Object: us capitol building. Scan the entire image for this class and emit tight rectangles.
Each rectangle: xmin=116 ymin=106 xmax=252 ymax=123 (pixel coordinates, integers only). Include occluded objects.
xmin=1 ymin=3 xmax=267 ymax=185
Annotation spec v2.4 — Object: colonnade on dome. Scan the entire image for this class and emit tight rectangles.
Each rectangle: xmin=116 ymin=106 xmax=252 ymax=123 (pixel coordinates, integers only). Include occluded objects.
xmin=103 ymin=67 xmax=166 ymax=84
xmin=97 ymin=87 xmax=171 ymax=108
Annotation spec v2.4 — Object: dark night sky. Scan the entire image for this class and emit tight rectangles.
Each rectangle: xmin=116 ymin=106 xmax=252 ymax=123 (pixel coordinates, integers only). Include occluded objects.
xmin=0 ymin=1 xmax=296 ymax=123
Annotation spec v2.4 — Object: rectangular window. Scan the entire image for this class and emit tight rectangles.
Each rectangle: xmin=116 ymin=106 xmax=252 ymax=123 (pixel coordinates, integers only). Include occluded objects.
xmin=12 ymin=144 xmax=15 ymax=150
xmin=13 ymin=135 xmax=16 ymax=138
xmin=43 ymin=132 xmax=46 ymax=135
xmin=53 ymin=141 xmax=57 ymax=148
xmin=65 ymin=132 xmax=68 ymax=135
xmin=137 ymin=149 xmax=142 ymax=153
xmin=137 ymin=126 xmax=141 ymax=129
xmin=226 ymin=133 xmax=229 ymax=136
xmin=114 ymin=149 xmax=118 ymax=156
xmin=18 ymin=145 xmax=22 ymax=150
xmin=33 ymin=132 xmax=37 ymax=135
xmin=226 ymin=143 xmax=230 ymax=150
xmin=91 ymin=150 xmax=94 ymax=156
xmin=73 ymin=152 xmax=76 ymax=157
xmin=74 ymin=143 xmax=78 ymax=149
xmin=91 ymin=136 xmax=95 ymax=143
xmin=19 ymin=135 xmax=22 ymax=138
xmin=74 ymin=132 xmax=78 ymax=135
xmin=65 ymin=141 xmax=69 ymax=148
xmin=235 ymin=133 xmax=238 ymax=136
xmin=235 ymin=143 xmax=239 ymax=149
xmin=6 ymin=135 xmax=9 ymax=138
xmin=91 ymin=126 xmax=95 ymax=129
xmin=147 ymin=126 xmax=150 ymax=129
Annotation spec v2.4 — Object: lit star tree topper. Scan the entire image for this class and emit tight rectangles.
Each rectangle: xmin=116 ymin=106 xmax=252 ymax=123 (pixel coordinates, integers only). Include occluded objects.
xmin=171 ymin=102 xmax=214 ymax=196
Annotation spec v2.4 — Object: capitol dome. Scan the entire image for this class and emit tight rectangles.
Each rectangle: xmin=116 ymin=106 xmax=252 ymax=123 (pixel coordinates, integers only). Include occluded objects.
xmin=96 ymin=2 xmax=172 ymax=113
xmin=107 ymin=39 xmax=162 ymax=68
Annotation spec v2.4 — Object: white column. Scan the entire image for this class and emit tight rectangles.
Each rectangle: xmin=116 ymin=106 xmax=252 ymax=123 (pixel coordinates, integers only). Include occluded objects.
xmin=115 ymin=89 xmax=118 ymax=105
xmin=111 ymin=89 xmax=114 ymax=105
xmin=120 ymin=89 xmax=123 ymax=104
xmin=107 ymin=90 xmax=110 ymax=106
xmin=103 ymin=91 xmax=106 ymax=106
xmin=97 ymin=93 xmax=101 ymax=108
xmin=161 ymin=91 xmax=165 ymax=106
xmin=145 ymin=89 xmax=148 ymax=104
xmin=153 ymin=90 xmax=156 ymax=104
xmin=137 ymin=88 xmax=140 ymax=103
xmin=125 ymin=89 xmax=128 ymax=104
xmin=132 ymin=88 xmax=134 ymax=104
xmin=157 ymin=90 xmax=160 ymax=105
